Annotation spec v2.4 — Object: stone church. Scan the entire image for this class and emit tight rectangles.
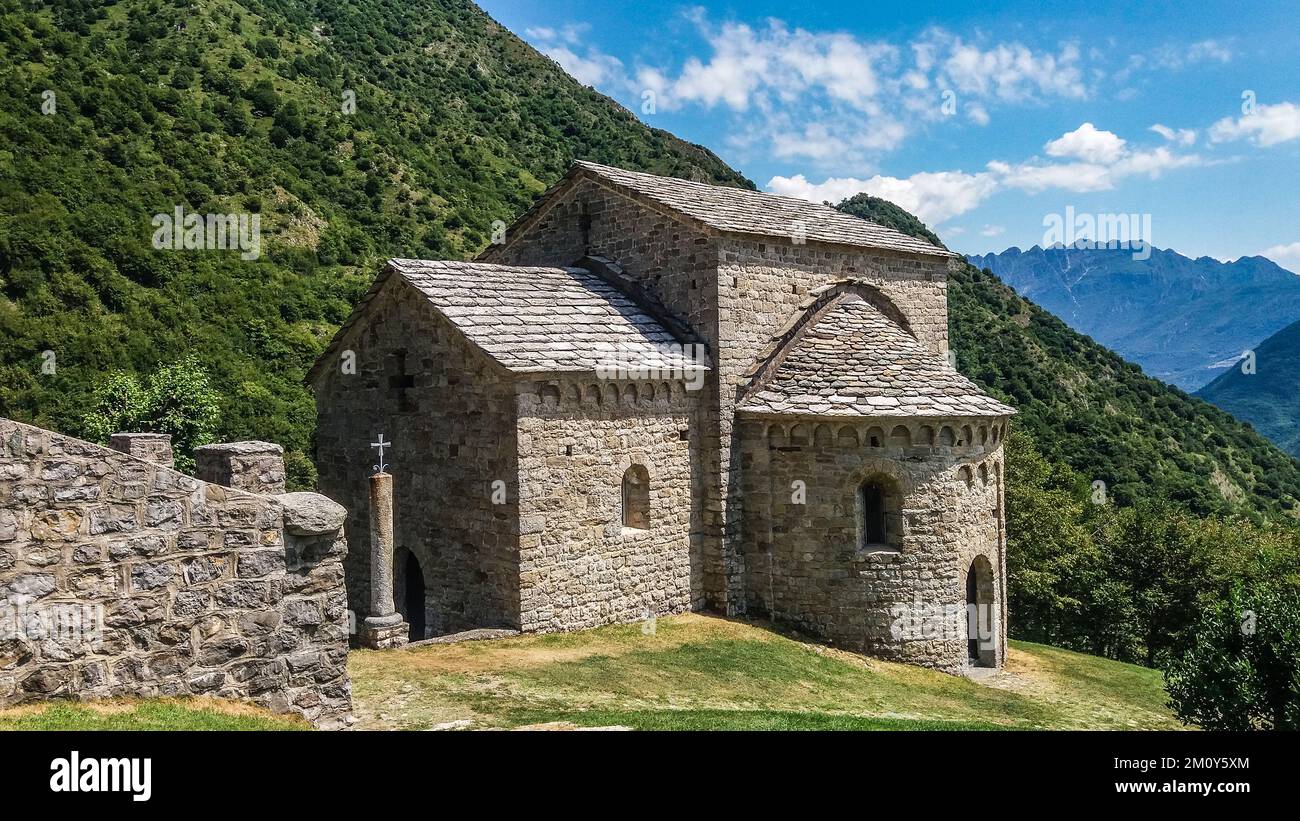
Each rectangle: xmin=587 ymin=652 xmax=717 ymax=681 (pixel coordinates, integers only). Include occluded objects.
xmin=311 ymin=161 xmax=1015 ymax=672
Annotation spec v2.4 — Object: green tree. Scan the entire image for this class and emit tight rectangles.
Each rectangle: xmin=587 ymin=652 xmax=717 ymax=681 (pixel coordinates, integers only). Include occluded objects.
xmin=144 ymin=356 xmax=222 ymax=468
xmin=79 ymin=356 xmax=221 ymax=472
xmin=1004 ymin=429 xmax=1099 ymax=646
xmin=80 ymin=371 xmax=150 ymax=444
xmin=1165 ymin=582 xmax=1300 ymax=730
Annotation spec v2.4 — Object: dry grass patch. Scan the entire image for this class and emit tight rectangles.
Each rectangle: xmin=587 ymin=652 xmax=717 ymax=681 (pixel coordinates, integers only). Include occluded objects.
xmin=349 ymin=614 xmax=1182 ymax=731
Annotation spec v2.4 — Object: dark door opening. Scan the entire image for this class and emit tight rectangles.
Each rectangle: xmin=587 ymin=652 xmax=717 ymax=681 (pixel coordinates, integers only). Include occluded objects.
xmin=966 ymin=563 xmax=979 ymax=662
xmin=404 ymin=552 xmax=425 ymax=642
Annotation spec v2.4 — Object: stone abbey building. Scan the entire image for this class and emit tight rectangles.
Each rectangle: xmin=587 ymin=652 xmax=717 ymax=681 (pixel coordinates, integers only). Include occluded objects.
xmin=312 ymin=161 xmax=1015 ymax=672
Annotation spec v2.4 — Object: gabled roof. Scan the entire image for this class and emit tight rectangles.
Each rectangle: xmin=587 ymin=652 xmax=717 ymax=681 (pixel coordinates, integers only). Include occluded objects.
xmin=569 ymin=160 xmax=954 ymax=258
xmin=738 ymin=296 xmax=1014 ymax=418
xmin=309 ymin=260 xmax=708 ymax=381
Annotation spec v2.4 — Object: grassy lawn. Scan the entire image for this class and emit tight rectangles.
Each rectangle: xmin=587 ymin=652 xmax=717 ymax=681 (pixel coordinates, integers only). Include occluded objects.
xmin=349 ymin=613 xmax=1184 ymax=730
xmin=0 ymin=698 xmax=310 ymax=731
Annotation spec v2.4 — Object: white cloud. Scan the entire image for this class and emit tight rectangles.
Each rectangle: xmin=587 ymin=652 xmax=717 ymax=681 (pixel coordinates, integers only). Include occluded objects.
xmin=524 ymin=23 xmax=589 ymax=45
xmin=1209 ymin=102 xmax=1300 ymax=147
xmin=543 ymin=46 xmax=625 ymax=88
xmin=1261 ymin=242 xmax=1300 ymax=274
xmin=1152 ymin=39 xmax=1233 ymax=70
xmin=527 ymin=13 xmax=1238 ymax=178
xmin=659 ymin=19 xmax=894 ymax=113
xmin=997 ymin=145 xmax=1201 ymax=194
xmin=1111 ymin=146 xmax=1203 ymax=178
xmin=928 ymin=31 xmax=1086 ymax=102
xmin=769 ymin=122 xmax=1202 ymax=223
xmin=610 ymin=15 xmax=1108 ymax=165
xmin=980 ymin=225 xmax=1005 ymax=237
xmin=1044 ymin=122 xmax=1127 ymax=164
xmin=1150 ymin=124 xmax=1196 ymax=146
xmin=1185 ymin=39 xmax=1233 ymax=64
xmin=767 ymin=170 xmax=998 ymax=225
xmin=997 ymin=160 xmax=1112 ymax=193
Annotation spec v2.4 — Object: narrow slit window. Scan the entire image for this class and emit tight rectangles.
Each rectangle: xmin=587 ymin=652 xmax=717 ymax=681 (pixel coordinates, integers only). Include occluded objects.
xmin=622 ymin=465 xmax=650 ymax=530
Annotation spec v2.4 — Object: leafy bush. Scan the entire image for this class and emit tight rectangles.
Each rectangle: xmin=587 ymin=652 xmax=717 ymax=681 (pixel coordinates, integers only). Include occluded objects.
xmin=78 ymin=355 xmax=220 ymax=472
xmin=1165 ymin=582 xmax=1300 ymax=730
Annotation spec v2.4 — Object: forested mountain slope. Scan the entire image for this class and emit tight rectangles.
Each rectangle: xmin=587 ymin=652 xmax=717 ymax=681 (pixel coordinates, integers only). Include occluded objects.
xmin=0 ymin=0 xmax=747 ymax=479
xmin=1197 ymin=318 xmax=1300 ymax=458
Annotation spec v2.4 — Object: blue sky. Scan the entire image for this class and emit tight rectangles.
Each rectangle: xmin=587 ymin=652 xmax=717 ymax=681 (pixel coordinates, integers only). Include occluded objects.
xmin=479 ymin=0 xmax=1300 ymax=268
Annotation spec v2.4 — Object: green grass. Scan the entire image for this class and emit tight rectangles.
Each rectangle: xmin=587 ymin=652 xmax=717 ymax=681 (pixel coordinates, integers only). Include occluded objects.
xmin=506 ymin=708 xmax=1010 ymax=731
xmin=0 ymin=699 xmax=310 ymax=731
xmin=348 ymin=614 xmax=1185 ymax=731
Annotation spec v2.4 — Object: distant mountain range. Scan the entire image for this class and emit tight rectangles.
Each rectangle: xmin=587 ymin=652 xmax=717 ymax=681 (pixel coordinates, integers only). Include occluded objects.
xmin=1197 ymin=319 xmax=1300 ymax=458
xmin=966 ymin=246 xmax=1300 ymax=392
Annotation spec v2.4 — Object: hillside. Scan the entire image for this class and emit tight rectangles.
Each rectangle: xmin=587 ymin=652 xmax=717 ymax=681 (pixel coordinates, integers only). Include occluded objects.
xmin=4 ymin=0 xmax=1300 ymax=522
xmin=838 ymin=201 xmax=1300 ymax=520
xmin=966 ymin=246 xmax=1300 ymax=392
xmin=1197 ymin=318 xmax=1300 ymax=457
xmin=348 ymin=614 xmax=1183 ymax=730
xmin=0 ymin=0 xmax=748 ymax=481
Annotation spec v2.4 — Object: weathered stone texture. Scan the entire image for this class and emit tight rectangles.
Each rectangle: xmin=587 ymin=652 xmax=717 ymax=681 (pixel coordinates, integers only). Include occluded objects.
xmin=109 ymin=433 xmax=174 ymax=468
xmin=480 ymin=176 xmax=959 ymax=616
xmin=195 ymin=441 xmax=287 ymax=496
xmin=515 ymin=377 xmax=698 ymax=632
xmin=0 ymin=418 xmax=352 ymax=728
xmin=314 ymin=280 xmax=520 ymax=638
xmin=739 ymin=416 xmax=1007 ymax=672
xmin=481 ymin=175 xmax=723 ymax=609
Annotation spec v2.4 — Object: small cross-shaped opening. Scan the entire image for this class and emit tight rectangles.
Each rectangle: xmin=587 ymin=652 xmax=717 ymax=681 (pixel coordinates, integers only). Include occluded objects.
xmin=389 ymin=350 xmax=417 ymax=412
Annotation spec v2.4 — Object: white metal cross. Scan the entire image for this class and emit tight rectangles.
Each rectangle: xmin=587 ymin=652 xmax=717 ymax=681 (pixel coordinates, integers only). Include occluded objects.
xmin=371 ymin=434 xmax=390 ymax=474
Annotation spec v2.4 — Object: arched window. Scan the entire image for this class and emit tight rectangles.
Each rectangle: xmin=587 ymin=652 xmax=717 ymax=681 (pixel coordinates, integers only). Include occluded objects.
xmin=857 ymin=476 xmax=900 ymax=550
xmin=622 ymin=464 xmax=650 ymax=530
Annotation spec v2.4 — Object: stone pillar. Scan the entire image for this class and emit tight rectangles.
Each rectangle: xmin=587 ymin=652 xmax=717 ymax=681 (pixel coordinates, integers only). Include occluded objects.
xmin=357 ymin=472 xmax=408 ymax=648
xmin=194 ymin=441 xmax=286 ymax=495
xmin=108 ymin=432 xmax=174 ymax=468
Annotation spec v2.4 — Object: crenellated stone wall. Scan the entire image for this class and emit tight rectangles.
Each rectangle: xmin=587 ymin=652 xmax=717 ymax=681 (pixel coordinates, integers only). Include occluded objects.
xmin=195 ymin=441 xmax=287 ymax=496
xmin=514 ymin=376 xmax=699 ymax=632
xmin=737 ymin=414 xmax=1007 ymax=673
xmin=0 ymin=418 xmax=353 ymax=728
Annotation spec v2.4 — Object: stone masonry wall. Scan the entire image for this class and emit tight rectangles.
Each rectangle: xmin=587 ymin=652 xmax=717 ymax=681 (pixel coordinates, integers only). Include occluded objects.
xmin=0 ymin=418 xmax=352 ymax=728
xmin=482 ymin=177 xmax=957 ymax=617
xmin=738 ymin=414 xmax=1007 ymax=672
xmin=515 ymin=376 xmax=697 ymax=632
xmin=717 ymin=239 xmax=955 ymax=609
xmin=480 ymin=175 xmax=722 ymax=610
xmin=313 ymin=276 xmax=520 ymax=637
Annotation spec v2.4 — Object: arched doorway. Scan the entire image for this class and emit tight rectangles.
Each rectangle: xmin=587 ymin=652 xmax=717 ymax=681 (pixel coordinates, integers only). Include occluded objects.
xmin=966 ymin=555 xmax=996 ymax=667
xmin=403 ymin=552 xmax=426 ymax=642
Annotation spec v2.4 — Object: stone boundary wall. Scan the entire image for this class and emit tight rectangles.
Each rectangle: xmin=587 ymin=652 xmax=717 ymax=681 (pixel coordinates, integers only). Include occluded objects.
xmin=0 ymin=418 xmax=353 ymax=728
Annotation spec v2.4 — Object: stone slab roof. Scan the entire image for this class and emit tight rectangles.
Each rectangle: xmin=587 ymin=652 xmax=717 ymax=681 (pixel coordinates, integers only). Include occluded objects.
xmin=738 ymin=297 xmax=1015 ymax=418
xmin=574 ymin=160 xmax=953 ymax=258
xmin=386 ymin=259 xmax=708 ymax=376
